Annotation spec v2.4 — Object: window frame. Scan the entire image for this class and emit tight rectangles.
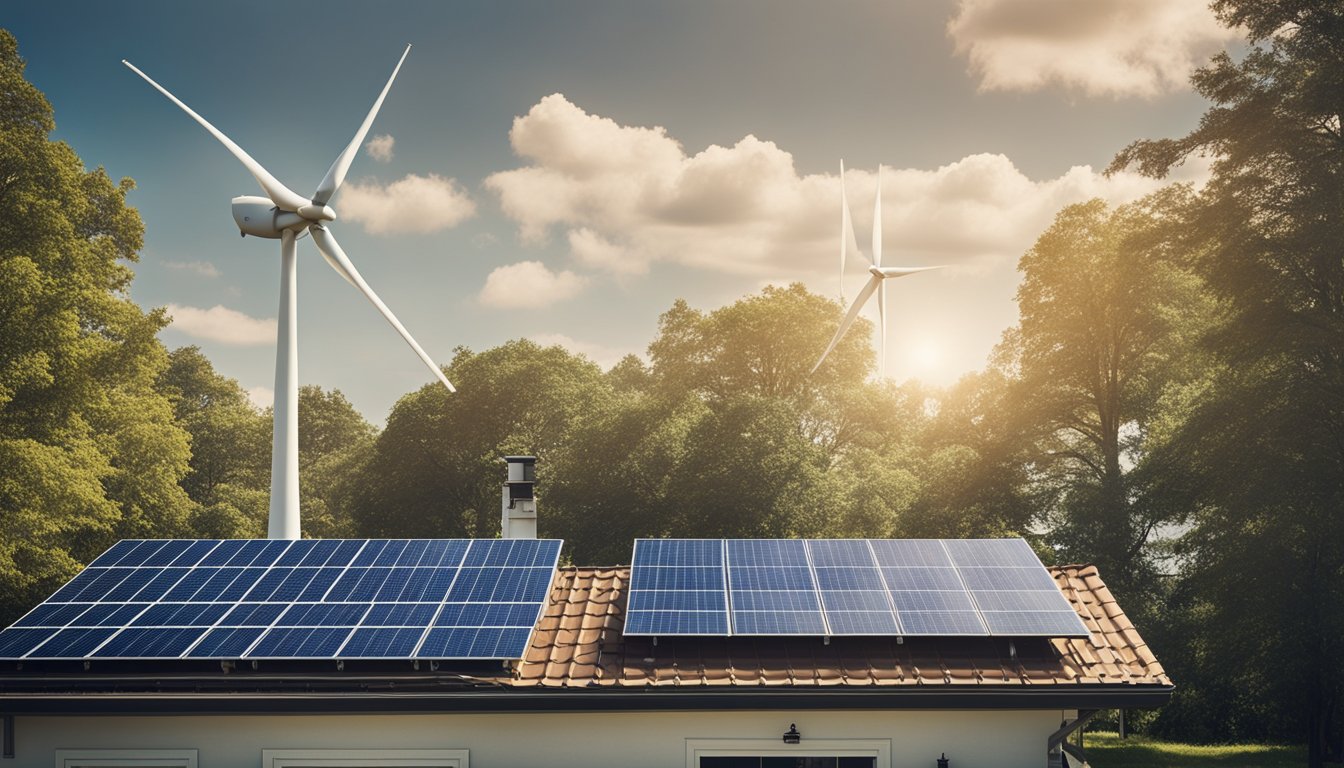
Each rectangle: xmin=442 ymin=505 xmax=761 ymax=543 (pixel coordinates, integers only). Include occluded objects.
xmin=260 ymin=748 xmax=469 ymax=767
xmin=54 ymin=749 xmax=198 ymax=768
xmin=685 ymin=738 xmax=890 ymax=768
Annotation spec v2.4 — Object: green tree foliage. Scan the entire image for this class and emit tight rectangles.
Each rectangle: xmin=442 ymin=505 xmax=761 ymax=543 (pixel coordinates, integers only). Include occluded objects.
xmin=350 ymin=340 xmax=610 ymax=539
xmin=297 ymin=385 xmax=376 ymax=539
xmin=1110 ymin=3 xmax=1344 ymax=761
xmin=998 ymin=194 xmax=1211 ymax=599
xmin=0 ymin=31 xmax=193 ymax=622
xmin=156 ymin=346 xmax=268 ymax=538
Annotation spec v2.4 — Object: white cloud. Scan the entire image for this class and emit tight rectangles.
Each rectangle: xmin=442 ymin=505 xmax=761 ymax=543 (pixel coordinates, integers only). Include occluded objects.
xmin=479 ymin=260 xmax=587 ymax=309
xmin=164 ymin=304 xmax=276 ymax=346
xmin=365 ymin=133 xmax=395 ymax=162
xmin=339 ymin=173 xmax=477 ymax=235
xmin=245 ymin=386 xmax=274 ymax=410
xmin=527 ymin=332 xmax=630 ymax=369
xmin=484 ymin=94 xmax=1204 ymax=283
xmin=163 ymin=260 xmax=220 ymax=278
xmin=947 ymin=0 xmax=1237 ymax=98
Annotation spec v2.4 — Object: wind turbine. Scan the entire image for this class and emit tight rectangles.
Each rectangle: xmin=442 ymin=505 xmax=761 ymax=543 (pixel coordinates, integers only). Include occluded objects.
xmin=124 ymin=46 xmax=455 ymax=540
xmin=812 ymin=162 xmax=939 ymax=377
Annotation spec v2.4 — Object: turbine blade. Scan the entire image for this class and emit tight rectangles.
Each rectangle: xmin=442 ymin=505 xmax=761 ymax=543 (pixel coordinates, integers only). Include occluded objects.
xmin=878 ymin=278 xmax=887 ymax=378
xmin=872 ymin=164 xmax=883 ymax=269
xmin=811 ymin=273 xmax=881 ymax=375
xmin=308 ymin=225 xmax=456 ymax=393
xmin=312 ymin=45 xmax=411 ymax=206
xmin=122 ymin=60 xmax=310 ymax=212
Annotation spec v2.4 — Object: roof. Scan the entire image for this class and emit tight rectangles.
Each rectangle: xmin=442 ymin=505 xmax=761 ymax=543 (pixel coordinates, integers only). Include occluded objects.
xmin=0 ymin=563 xmax=1171 ymax=714
xmin=517 ymin=563 xmax=1170 ymax=690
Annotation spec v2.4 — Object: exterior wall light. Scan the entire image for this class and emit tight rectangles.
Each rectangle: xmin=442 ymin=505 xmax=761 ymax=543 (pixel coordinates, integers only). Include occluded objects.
xmin=936 ymin=753 xmax=950 ymax=767
xmin=783 ymin=724 xmax=801 ymax=744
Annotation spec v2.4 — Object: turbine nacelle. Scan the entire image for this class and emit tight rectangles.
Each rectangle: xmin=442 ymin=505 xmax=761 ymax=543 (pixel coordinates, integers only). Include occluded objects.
xmin=232 ymin=196 xmax=312 ymax=239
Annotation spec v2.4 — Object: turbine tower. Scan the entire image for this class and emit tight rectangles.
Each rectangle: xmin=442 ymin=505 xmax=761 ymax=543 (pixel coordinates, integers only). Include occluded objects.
xmin=125 ymin=46 xmax=455 ymax=540
xmin=812 ymin=162 xmax=940 ymax=377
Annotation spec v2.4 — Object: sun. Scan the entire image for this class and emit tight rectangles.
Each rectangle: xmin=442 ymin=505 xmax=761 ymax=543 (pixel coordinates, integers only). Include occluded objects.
xmin=909 ymin=338 xmax=942 ymax=374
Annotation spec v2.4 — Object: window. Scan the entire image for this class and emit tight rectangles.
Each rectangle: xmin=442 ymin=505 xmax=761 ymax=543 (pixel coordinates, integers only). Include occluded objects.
xmin=54 ymin=750 xmax=197 ymax=768
xmin=261 ymin=749 xmax=468 ymax=768
xmin=687 ymin=739 xmax=889 ymax=768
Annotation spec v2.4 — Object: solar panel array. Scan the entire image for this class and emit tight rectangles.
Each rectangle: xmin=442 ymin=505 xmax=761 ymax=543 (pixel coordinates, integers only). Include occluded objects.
xmin=0 ymin=538 xmax=562 ymax=660
xmin=624 ymin=538 xmax=1088 ymax=638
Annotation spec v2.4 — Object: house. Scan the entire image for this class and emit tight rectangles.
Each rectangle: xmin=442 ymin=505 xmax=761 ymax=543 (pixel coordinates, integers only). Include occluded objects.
xmin=0 ymin=462 xmax=1171 ymax=768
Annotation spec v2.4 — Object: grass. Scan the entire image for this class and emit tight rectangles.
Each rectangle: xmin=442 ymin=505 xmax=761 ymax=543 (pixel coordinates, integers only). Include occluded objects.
xmin=1080 ymin=731 xmax=1306 ymax=768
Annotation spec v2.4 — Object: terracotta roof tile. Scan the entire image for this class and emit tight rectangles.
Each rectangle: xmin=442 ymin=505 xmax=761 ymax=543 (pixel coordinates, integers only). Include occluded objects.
xmin=506 ymin=563 xmax=1170 ymax=690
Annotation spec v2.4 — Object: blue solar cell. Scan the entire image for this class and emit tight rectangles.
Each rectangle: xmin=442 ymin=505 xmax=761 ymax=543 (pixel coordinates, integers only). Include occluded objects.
xmin=88 ymin=540 xmax=141 ymax=567
xmin=898 ymin=611 xmax=988 ymax=635
xmin=168 ymin=540 xmax=221 ymax=567
xmin=277 ymin=603 xmax=369 ymax=627
xmin=27 ymin=628 xmax=117 ymax=657
xmin=726 ymin=539 xmax=808 ymax=568
xmin=731 ymin=611 xmax=827 ymax=635
xmin=72 ymin=603 xmax=148 ymax=627
xmin=274 ymin=539 xmax=319 ymax=566
xmin=98 ymin=627 xmax=206 ymax=658
xmin=434 ymin=602 xmax=541 ymax=627
xmin=115 ymin=540 xmax=168 ymax=567
xmin=223 ymin=539 xmax=276 ymax=567
xmin=47 ymin=568 xmax=103 ymax=602
xmin=944 ymin=538 xmax=1042 ymax=568
xmin=980 ymin=611 xmax=1088 ymax=636
xmin=13 ymin=603 xmax=91 ymax=628
xmin=972 ymin=590 xmax=1073 ymax=612
xmin=958 ymin=567 xmax=1058 ymax=592
xmin=825 ymin=611 xmax=900 ymax=635
xmin=129 ymin=568 xmax=190 ymax=601
xmin=222 ymin=603 xmax=286 ymax=627
xmin=295 ymin=539 xmax=341 ymax=567
xmin=630 ymin=567 xmax=724 ymax=591
xmin=813 ymin=567 xmax=885 ymax=591
xmin=729 ymin=590 xmax=821 ymax=612
xmin=161 ymin=568 xmax=218 ymax=601
xmin=133 ymin=603 xmax=229 ymax=627
xmin=396 ymin=540 xmax=430 ymax=566
xmin=371 ymin=567 xmax=416 ymax=601
xmin=419 ymin=539 xmax=469 ymax=569
xmin=250 ymin=627 xmax=352 ymax=657
xmin=880 ymin=567 xmax=965 ymax=591
xmin=0 ymin=628 xmax=58 ymax=657
xmin=361 ymin=603 xmax=438 ymax=627
xmin=68 ymin=569 xmax=132 ymax=602
xmin=372 ymin=540 xmax=409 ymax=566
xmin=296 ymin=568 xmax=342 ymax=601
xmin=187 ymin=627 xmax=264 ymax=657
xmin=623 ymin=610 xmax=729 ymax=635
xmin=352 ymin=540 xmax=389 ymax=566
xmin=633 ymin=539 xmax=722 ymax=567
xmin=806 ymin=540 xmax=876 ymax=568
xmin=628 ymin=590 xmax=725 ymax=612
xmin=869 ymin=539 xmax=954 ymax=568
xmin=818 ymin=590 xmax=891 ymax=612
xmin=341 ymin=627 xmax=424 ymax=657
xmin=888 ymin=590 xmax=977 ymax=612
xmin=729 ymin=567 xmax=815 ymax=591
xmin=140 ymin=540 xmax=193 ymax=567
xmin=199 ymin=540 xmax=247 ymax=566
xmin=264 ymin=568 xmax=320 ymax=602
xmin=216 ymin=567 xmax=269 ymax=602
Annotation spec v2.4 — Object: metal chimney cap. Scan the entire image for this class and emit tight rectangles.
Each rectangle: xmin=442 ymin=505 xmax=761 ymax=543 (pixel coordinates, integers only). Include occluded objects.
xmin=502 ymin=455 xmax=537 ymax=463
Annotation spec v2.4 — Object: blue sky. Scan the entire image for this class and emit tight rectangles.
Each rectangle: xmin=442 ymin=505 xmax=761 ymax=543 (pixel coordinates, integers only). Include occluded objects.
xmin=6 ymin=1 xmax=1229 ymax=422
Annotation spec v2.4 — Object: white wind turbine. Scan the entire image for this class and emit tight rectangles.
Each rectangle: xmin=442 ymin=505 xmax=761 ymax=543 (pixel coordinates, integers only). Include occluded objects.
xmin=812 ymin=162 xmax=939 ymax=377
xmin=124 ymin=46 xmax=455 ymax=540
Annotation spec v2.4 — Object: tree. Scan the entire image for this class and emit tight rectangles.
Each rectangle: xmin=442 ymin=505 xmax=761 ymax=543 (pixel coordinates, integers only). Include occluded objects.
xmin=1110 ymin=3 xmax=1344 ymax=760
xmin=297 ymin=385 xmax=376 ymax=539
xmin=998 ymin=193 xmax=1210 ymax=600
xmin=349 ymin=340 xmax=611 ymax=539
xmin=0 ymin=31 xmax=193 ymax=622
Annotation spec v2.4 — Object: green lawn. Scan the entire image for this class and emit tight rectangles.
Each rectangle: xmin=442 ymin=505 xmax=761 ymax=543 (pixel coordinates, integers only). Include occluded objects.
xmin=1081 ymin=731 xmax=1306 ymax=768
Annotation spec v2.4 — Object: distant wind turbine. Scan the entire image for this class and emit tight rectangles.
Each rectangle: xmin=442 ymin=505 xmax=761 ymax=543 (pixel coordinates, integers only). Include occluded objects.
xmin=124 ymin=46 xmax=455 ymax=540
xmin=812 ymin=162 xmax=940 ymax=377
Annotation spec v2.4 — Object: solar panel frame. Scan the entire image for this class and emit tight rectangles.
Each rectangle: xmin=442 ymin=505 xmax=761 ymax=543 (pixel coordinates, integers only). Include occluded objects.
xmin=0 ymin=538 xmax=565 ymax=661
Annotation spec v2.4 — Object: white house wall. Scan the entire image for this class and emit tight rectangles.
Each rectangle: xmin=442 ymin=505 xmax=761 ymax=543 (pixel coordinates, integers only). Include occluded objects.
xmin=12 ymin=708 xmax=1074 ymax=768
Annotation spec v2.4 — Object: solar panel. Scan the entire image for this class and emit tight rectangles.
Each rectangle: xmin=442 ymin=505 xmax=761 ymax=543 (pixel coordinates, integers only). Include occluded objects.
xmin=625 ymin=538 xmax=1088 ymax=639
xmin=0 ymin=538 xmax=563 ymax=661
xmin=624 ymin=539 xmax=729 ymax=635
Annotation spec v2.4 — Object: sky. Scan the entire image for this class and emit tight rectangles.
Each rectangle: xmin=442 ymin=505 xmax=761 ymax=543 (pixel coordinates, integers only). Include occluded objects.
xmin=5 ymin=0 xmax=1231 ymax=423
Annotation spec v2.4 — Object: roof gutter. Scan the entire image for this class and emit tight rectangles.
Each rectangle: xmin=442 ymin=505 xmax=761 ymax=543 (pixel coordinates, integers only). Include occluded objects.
xmin=0 ymin=685 xmax=1174 ymax=715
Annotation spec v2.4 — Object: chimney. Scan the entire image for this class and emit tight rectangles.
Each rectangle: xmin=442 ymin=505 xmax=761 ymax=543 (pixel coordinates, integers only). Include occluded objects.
xmin=501 ymin=455 xmax=538 ymax=539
